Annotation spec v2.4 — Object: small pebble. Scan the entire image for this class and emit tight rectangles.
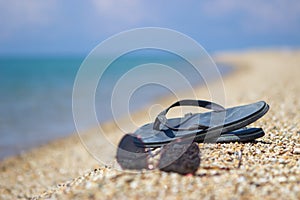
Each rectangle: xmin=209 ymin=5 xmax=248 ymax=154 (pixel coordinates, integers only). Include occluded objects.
xmin=278 ymin=176 xmax=287 ymax=183
xmin=293 ymin=148 xmax=300 ymax=154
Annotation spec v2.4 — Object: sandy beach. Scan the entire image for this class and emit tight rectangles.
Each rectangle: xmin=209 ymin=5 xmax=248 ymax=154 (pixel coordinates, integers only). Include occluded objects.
xmin=0 ymin=49 xmax=299 ymax=199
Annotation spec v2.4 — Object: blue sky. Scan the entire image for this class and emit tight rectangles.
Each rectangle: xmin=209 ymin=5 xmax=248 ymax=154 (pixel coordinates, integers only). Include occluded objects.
xmin=0 ymin=0 xmax=299 ymax=55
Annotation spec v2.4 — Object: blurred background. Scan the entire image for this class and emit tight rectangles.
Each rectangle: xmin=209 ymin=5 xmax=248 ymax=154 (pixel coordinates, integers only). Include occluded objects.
xmin=1 ymin=0 xmax=299 ymax=55
xmin=0 ymin=0 xmax=299 ymax=159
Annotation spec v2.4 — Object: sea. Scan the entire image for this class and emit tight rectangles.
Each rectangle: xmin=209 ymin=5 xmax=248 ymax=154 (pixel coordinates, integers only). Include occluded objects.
xmin=0 ymin=50 xmax=232 ymax=160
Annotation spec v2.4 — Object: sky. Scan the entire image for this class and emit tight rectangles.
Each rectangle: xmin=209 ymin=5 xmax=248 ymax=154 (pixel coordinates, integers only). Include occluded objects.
xmin=0 ymin=0 xmax=299 ymax=55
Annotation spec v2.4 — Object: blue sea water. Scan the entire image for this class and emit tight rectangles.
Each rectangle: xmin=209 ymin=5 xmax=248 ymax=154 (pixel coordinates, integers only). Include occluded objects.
xmin=0 ymin=51 xmax=232 ymax=160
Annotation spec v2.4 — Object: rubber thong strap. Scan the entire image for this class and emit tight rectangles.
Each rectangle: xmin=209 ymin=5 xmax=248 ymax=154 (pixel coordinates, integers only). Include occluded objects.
xmin=153 ymin=99 xmax=225 ymax=131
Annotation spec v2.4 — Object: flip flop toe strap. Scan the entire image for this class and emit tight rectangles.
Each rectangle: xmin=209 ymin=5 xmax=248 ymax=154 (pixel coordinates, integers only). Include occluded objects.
xmin=153 ymin=100 xmax=225 ymax=131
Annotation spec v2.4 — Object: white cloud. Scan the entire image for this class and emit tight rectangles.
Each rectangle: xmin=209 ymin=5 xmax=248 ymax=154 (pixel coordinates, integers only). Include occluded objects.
xmin=201 ymin=0 xmax=300 ymax=33
xmin=0 ymin=0 xmax=58 ymax=39
xmin=91 ymin=0 xmax=149 ymax=29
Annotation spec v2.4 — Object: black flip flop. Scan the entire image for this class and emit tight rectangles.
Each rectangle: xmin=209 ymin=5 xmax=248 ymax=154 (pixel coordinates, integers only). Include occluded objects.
xmin=134 ymin=100 xmax=269 ymax=147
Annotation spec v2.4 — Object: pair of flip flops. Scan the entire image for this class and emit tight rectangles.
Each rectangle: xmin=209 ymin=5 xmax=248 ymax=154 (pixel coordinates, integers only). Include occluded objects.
xmin=116 ymin=100 xmax=269 ymax=173
xmin=134 ymin=100 xmax=269 ymax=147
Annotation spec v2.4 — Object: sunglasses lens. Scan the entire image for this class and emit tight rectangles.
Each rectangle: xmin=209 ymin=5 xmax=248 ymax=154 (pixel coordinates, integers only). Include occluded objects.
xmin=159 ymin=140 xmax=200 ymax=175
xmin=116 ymin=134 xmax=148 ymax=170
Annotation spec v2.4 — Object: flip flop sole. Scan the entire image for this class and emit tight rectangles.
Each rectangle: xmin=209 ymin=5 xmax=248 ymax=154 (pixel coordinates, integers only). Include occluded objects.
xmin=137 ymin=128 xmax=265 ymax=148
xmin=195 ymin=127 xmax=265 ymax=143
